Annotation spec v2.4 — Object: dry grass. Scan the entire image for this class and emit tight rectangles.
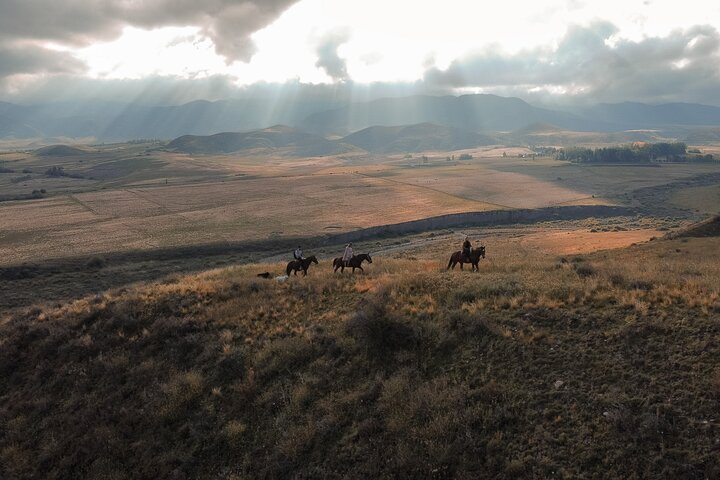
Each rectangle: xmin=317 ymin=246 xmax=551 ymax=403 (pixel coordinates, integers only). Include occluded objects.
xmin=4 ymin=141 xmax=720 ymax=267
xmin=1 ymin=234 xmax=719 ymax=478
xmin=671 ymin=184 xmax=720 ymax=214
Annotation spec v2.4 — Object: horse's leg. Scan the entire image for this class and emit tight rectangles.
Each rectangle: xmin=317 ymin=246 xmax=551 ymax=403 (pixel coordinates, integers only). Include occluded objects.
xmin=459 ymin=262 xmax=464 ymax=270
xmin=358 ymin=266 xmax=364 ymax=273
xmin=303 ymin=268 xmax=308 ymax=276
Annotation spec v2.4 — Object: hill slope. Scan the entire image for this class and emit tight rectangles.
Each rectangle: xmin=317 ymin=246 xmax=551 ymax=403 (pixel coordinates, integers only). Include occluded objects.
xmin=34 ymin=144 xmax=92 ymax=156
xmin=303 ymin=94 xmax=601 ymax=135
xmin=1 ymin=235 xmax=718 ymax=478
xmin=675 ymin=215 xmax=720 ymax=237
xmin=167 ymin=125 xmax=351 ymax=156
xmin=341 ymin=122 xmax=498 ymax=153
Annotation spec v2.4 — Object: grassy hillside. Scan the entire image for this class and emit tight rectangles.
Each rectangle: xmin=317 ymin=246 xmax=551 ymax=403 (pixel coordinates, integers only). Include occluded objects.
xmin=341 ymin=123 xmax=498 ymax=153
xmin=1 ymin=236 xmax=719 ymax=479
xmin=167 ymin=125 xmax=350 ymax=157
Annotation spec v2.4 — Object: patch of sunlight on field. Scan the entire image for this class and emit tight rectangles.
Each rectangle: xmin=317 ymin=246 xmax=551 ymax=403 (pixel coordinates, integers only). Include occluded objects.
xmin=365 ymin=163 xmax=592 ymax=208
xmin=516 ymin=228 xmax=663 ymax=255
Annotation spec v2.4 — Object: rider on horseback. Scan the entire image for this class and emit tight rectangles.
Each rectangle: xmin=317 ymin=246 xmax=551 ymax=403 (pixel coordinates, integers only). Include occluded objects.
xmin=342 ymin=243 xmax=353 ymax=267
xmin=462 ymin=236 xmax=472 ymax=262
xmin=293 ymin=245 xmax=304 ymax=261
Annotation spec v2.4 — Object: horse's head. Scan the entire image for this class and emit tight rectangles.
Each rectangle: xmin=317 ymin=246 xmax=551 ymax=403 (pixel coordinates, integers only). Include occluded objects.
xmin=477 ymin=245 xmax=486 ymax=258
xmin=365 ymin=253 xmax=373 ymax=263
xmin=310 ymin=255 xmax=318 ymax=264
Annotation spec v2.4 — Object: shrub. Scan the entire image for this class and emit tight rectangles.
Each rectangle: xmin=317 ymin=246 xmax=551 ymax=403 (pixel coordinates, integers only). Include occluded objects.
xmin=609 ymin=273 xmax=627 ymax=287
xmin=628 ymin=279 xmax=653 ymax=291
xmin=215 ymin=349 xmax=246 ymax=384
xmin=476 ymin=280 xmax=523 ymax=298
xmin=254 ymin=336 xmax=316 ymax=380
xmin=159 ymin=370 xmax=205 ymax=420
xmin=346 ymin=295 xmax=416 ymax=359
xmin=45 ymin=166 xmax=65 ymax=177
xmin=85 ymin=256 xmax=105 ymax=269
xmin=10 ymin=174 xmax=31 ymax=184
xmin=574 ymin=263 xmax=596 ymax=277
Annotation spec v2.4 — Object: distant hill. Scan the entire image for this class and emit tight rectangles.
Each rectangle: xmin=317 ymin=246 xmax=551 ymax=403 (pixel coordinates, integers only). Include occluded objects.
xmin=683 ymin=127 xmax=720 ymax=144
xmin=0 ymin=98 xmax=344 ymax=142
xmin=34 ymin=145 xmax=92 ymax=156
xmin=303 ymin=94 xmax=600 ymax=135
xmin=580 ymin=102 xmax=720 ymax=129
xmin=341 ymin=123 xmax=498 ymax=153
xmin=513 ymin=123 xmax=565 ymax=135
xmin=167 ymin=125 xmax=351 ymax=156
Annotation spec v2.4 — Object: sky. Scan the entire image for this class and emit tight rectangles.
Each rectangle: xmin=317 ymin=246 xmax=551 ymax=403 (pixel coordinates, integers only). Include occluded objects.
xmin=1 ymin=0 xmax=719 ymax=105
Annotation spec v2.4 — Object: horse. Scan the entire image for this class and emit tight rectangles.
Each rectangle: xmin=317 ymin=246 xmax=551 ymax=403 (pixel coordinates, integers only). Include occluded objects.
xmin=447 ymin=245 xmax=486 ymax=272
xmin=286 ymin=255 xmax=318 ymax=276
xmin=333 ymin=253 xmax=372 ymax=273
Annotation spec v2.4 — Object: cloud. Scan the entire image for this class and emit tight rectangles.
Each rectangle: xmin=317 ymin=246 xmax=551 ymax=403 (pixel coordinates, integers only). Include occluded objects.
xmin=315 ymin=31 xmax=350 ymax=81
xmin=0 ymin=43 xmax=87 ymax=78
xmin=423 ymin=22 xmax=720 ymax=104
xmin=0 ymin=0 xmax=300 ymax=62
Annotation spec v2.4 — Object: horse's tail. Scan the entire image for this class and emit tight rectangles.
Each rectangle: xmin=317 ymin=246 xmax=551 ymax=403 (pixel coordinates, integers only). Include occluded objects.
xmin=286 ymin=262 xmax=293 ymax=275
xmin=447 ymin=254 xmax=454 ymax=270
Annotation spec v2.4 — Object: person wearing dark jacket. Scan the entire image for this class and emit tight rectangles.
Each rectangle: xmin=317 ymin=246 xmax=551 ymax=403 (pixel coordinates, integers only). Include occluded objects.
xmin=462 ymin=236 xmax=472 ymax=262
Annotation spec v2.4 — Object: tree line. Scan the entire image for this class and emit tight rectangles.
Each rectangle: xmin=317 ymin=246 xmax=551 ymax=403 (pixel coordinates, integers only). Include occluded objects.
xmin=550 ymin=142 xmax=716 ymax=164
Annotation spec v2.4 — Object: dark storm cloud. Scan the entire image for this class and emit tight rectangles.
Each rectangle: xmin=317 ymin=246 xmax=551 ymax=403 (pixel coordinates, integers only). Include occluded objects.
xmin=315 ymin=31 xmax=350 ymax=81
xmin=0 ymin=43 xmax=86 ymax=77
xmin=0 ymin=0 xmax=300 ymax=61
xmin=423 ymin=22 xmax=720 ymax=104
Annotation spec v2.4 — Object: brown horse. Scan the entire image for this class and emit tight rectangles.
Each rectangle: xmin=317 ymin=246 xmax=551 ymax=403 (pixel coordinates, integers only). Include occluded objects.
xmin=447 ymin=246 xmax=486 ymax=271
xmin=333 ymin=253 xmax=372 ymax=273
xmin=286 ymin=255 xmax=318 ymax=276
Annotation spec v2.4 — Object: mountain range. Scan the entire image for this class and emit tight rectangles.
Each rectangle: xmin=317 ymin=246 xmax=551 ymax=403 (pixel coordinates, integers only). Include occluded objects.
xmin=3 ymin=94 xmax=720 ymax=143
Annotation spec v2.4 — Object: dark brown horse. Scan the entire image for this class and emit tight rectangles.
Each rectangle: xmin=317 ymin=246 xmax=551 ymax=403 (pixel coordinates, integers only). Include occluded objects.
xmin=447 ymin=246 xmax=486 ymax=271
xmin=333 ymin=253 xmax=372 ymax=273
xmin=286 ymin=255 xmax=318 ymax=276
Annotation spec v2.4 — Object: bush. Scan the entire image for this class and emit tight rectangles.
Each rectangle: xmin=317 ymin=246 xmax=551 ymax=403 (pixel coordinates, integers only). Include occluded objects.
xmin=574 ymin=263 xmax=596 ymax=277
xmin=85 ymin=256 xmax=105 ymax=269
xmin=254 ymin=336 xmax=316 ymax=380
xmin=346 ymin=295 xmax=416 ymax=359
xmin=10 ymin=174 xmax=31 ymax=184
xmin=45 ymin=166 xmax=65 ymax=177
xmin=609 ymin=273 xmax=627 ymax=287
